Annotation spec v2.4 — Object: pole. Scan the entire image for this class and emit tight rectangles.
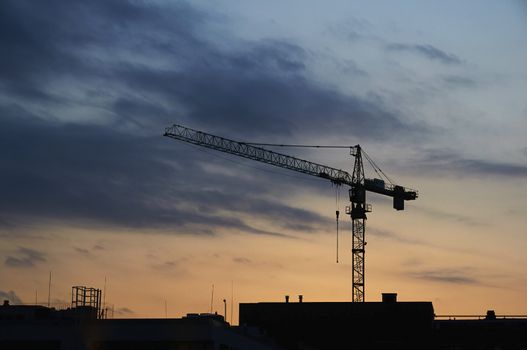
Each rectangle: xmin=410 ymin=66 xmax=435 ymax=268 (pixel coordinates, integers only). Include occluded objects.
xmin=210 ymin=284 xmax=214 ymax=313
xmin=230 ymin=281 xmax=234 ymax=324
xmin=47 ymin=271 xmax=52 ymax=307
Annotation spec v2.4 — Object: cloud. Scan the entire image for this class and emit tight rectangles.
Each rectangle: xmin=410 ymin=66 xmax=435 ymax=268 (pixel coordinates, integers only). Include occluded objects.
xmin=368 ymin=226 xmax=493 ymax=258
xmin=114 ymin=307 xmax=134 ymax=316
xmin=408 ymin=268 xmax=480 ymax=285
xmin=0 ymin=0 xmax=421 ymax=139
xmin=4 ymin=247 xmax=46 ymax=268
xmin=0 ymin=0 xmax=416 ymax=139
xmin=441 ymin=75 xmax=478 ymax=88
xmin=460 ymin=159 xmax=527 ymax=177
xmin=233 ymin=257 xmax=252 ymax=264
xmin=368 ymin=227 xmax=423 ymax=245
xmin=152 ymin=260 xmax=181 ymax=271
xmin=232 ymin=256 xmax=283 ymax=269
xmin=415 ymin=149 xmax=527 ymax=178
xmin=0 ymin=290 xmax=22 ymax=304
xmin=0 ymin=217 xmax=12 ymax=227
xmin=74 ymin=247 xmax=91 ymax=255
xmin=0 ymin=0 xmax=424 ymax=237
xmin=0 ymin=110 xmax=318 ymax=237
xmin=386 ymin=43 xmax=462 ymax=65
xmin=414 ymin=206 xmax=484 ymax=227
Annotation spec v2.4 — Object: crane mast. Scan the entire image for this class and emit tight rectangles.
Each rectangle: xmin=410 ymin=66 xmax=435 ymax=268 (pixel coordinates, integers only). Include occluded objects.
xmin=164 ymin=124 xmax=417 ymax=302
xmin=349 ymin=145 xmax=368 ymax=302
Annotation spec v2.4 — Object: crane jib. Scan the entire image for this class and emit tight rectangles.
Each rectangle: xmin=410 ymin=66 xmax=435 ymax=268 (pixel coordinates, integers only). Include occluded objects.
xmin=163 ymin=124 xmax=418 ymax=204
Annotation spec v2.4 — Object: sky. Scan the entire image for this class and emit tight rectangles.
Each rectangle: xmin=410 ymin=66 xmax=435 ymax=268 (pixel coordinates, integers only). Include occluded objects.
xmin=1 ymin=0 xmax=526 ymax=322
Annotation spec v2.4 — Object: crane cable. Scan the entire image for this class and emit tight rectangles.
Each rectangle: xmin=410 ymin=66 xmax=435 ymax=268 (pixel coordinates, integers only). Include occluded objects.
xmin=335 ymin=185 xmax=340 ymax=264
xmin=243 ymin=143 xmax=356 ymax=150
xmin=362 ymin=149 xmax=395 ymax=185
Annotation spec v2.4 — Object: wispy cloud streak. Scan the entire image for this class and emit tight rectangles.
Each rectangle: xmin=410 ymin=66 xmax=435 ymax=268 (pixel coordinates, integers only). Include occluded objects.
xmin=5 ymin=247 xmax=46 ymax=268
xmin=408 ymin=268 xmax=480 ymax=285
xmin=387 ymin=43 xmax=462 ymax=64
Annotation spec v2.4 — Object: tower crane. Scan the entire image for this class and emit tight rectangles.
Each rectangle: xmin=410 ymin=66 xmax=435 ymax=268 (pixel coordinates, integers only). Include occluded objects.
xmin=164 ymin=124 xmax=418 ymax=302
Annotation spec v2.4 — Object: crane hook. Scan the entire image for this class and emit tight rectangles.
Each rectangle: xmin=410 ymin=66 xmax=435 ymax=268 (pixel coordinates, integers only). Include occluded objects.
xmin=336 ymin=209 xmax=339 ymax=263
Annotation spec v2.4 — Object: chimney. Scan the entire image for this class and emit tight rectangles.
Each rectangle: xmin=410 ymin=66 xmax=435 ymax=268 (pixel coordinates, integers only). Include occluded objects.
xmin=285 ymin=295 xmax=289 ymax=303
xmin=3 ymin=300 xmax=9 ymax=306
xmin=382 ymin=293 xmax=397 ymax=303
xmin=298 ymin=295 xmax=303 ymax=303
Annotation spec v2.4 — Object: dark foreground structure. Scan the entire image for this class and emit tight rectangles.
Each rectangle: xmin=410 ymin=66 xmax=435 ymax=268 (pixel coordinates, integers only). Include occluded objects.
xmin=2 ymin=293 xmax=527 ymax=350
xmin=0 ymin=301 xmax=273 ymax=350
xmin=239 ymin=294 xmax=527 ymax=349
xmin=240 ymin=296 xmax=434 ymax=349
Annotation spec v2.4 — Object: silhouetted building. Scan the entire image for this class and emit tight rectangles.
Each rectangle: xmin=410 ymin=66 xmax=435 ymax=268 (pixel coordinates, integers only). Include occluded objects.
xmin=433 ymin=316 xmax=527 ymax=350
xmin=239 ymin=294 xmax=527 ymax=349
xmin=240 ymin=294 xmax=434 ymax=349
xmin=3 ymin=294 xmax=527 ymax=350
xmin=0 ymin=300 xmax=274 ymax=350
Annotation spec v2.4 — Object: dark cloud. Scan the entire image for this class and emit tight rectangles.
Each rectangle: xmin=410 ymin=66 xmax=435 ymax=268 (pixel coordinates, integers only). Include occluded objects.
xmin=386 ymin=43 xmax=462 ymax=65
xmin=0 ymin=0 xmax=423 ymax=236
xmin=408 ymin=268 xmax=479 ymax=285
xmin=1 ymin=109 xmax=301 ymax=234
xmin=116 ymin=46 xmax=412 ymax=140
xmin=0 ymin=0 xmax=419 ymax=138
xmin=5 ymin=247 xmax=46 ymax=268
xmin=0 ymin=290 xmax=22 ymax=304
xmin=0 ymin=0 xmax=205 ymax=102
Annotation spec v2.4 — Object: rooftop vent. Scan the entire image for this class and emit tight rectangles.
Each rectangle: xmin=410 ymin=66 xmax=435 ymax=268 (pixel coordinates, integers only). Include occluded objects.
xmin=382 ymin=293 xmax=397 ymax=303
xmin=485 ymin=310 xmax=496 ymax=320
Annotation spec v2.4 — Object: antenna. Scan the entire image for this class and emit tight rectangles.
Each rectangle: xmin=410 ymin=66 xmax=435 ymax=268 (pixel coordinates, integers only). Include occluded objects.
xmin=230 ymin=281 xmax=234 ymax=324
xmin=47 ymin=271 xmax=52 ymax=307
xmin=223 ymin=299 xmax=227 ymax=320
xmin=164 ymin=299 xmax=168 ymax=318
xmin=210 ymin=284 xmax=214 ymax=313
xmin=103 ymin=276 xmax=107 ymax=313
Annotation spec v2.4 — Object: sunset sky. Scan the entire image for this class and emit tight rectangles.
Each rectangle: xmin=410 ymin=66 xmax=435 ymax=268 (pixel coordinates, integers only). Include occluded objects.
xmin=1 ymin=0 xmax=527 ymax=323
